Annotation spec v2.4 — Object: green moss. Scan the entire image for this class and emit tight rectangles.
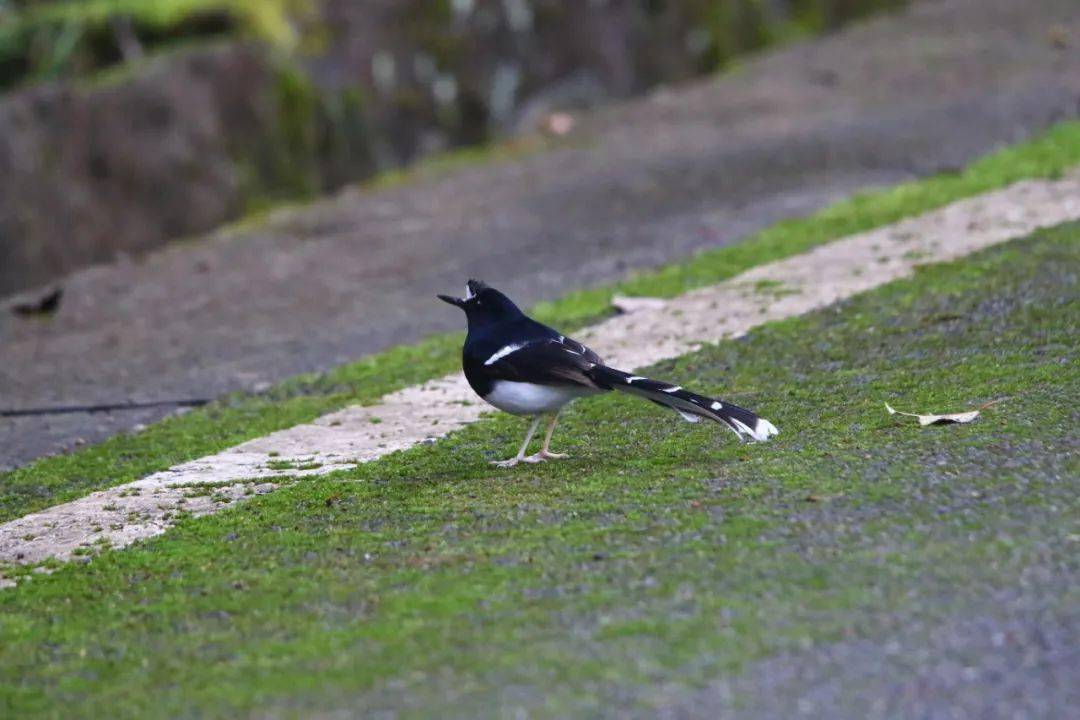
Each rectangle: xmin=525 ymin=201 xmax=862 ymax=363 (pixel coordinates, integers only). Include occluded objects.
xmin=272 ymin=63 xmax=317 ymax=180
xmin=0 ymin=121 xmax=1078 ymax=523
xmin=73 ymin=36 xmax=229 ymax=90
xmin=237 ymin=61 xmax=321 ymax=210
xmin=23 ymin=0 xmax=300 ymax=43
xmin=236 ymin=63 xmax=377 ymax=215
xmin=690 ymin=0 xmax=908 ymax=74
xmin=0 ymin=223 xmax=1075 ymax=716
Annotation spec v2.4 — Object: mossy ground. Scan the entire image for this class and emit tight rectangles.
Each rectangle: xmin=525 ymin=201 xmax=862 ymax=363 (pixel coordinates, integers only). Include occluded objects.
xmin=2 ymin=121 xmax=1078 ymax=524
xmin=0 ymin=222 xmax=1076 ymax=718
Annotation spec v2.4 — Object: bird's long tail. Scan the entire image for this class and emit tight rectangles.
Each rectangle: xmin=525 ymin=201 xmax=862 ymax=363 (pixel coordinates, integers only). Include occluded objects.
xmin=586 ymin=364 xmax=778 ymax=442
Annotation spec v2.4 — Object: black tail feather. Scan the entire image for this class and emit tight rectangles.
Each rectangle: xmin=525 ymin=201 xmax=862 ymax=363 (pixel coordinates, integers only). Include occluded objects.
xmin=587 ymin=364 xmax=778 ymax=442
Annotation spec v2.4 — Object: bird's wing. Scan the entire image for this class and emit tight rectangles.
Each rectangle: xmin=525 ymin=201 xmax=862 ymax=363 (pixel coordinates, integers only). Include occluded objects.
xmin=480 ymin=337 xmax=603 ymax=389
xmin=554 ymin=333 xmax=603 ymax=365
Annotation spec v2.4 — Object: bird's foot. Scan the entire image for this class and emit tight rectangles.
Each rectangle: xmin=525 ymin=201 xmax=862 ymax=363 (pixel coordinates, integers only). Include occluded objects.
xmin=492 ymin=451 xmax=568 ymax=467
xmin=523 ymin=450 xmax=568 ymax=463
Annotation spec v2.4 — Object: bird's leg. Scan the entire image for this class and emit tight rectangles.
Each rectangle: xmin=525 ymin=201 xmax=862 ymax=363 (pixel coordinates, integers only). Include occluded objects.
xmin=525 ymin=411 xmax=568 ymax=462
xmin=492 ymin=416 xmax=542 ymax=468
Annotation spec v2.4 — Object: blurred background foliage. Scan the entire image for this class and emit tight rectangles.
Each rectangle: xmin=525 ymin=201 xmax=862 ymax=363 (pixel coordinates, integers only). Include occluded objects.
xmin=0 ymin=0 xmax=904 ymax=92
xmin=0 ymin=0 xmax=907 ymax=296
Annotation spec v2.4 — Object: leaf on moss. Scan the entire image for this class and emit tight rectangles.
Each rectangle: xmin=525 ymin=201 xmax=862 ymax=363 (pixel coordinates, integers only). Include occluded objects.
xmin=885 ymin=399 xmax=1001 ymax=426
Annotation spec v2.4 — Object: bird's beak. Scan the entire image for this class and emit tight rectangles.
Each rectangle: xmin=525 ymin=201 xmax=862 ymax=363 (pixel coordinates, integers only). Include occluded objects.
xmin=438 ymin=294 xmax=465 ymax=308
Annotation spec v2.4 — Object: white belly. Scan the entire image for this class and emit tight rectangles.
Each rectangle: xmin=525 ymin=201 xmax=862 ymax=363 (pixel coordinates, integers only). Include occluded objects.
xmin=483 ymin=381 xmax=597 ymax=416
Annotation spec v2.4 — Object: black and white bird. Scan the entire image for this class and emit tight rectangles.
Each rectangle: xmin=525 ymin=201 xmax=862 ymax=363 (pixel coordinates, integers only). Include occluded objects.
xmin=439 ymin=280 xmax=778 ymax=467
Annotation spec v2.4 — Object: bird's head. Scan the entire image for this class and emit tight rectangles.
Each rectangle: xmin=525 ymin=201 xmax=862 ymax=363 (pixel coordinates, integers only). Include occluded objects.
xmin=438 ymin=279 xmax=524 ymax=328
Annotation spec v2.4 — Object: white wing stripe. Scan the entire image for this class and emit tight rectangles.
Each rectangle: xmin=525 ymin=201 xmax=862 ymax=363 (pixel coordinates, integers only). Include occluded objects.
xmin=484 ymin=343 xmax=525 ymax=366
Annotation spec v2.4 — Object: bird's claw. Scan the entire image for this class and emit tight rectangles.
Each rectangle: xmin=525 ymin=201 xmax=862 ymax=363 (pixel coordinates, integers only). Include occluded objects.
xmin=492 ymin=451 xmax=569 ymax=468
xmin=523 ymin=451 xmax=568 ymax=463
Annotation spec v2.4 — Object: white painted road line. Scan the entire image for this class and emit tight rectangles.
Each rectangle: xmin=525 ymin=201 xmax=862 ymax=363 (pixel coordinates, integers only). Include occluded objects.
xmin=2 ymin=173 xmax=1078 ymax=575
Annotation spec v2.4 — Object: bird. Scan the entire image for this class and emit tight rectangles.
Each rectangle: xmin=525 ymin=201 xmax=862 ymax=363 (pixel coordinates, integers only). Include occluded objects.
xmin=439 ymin=279 xmax=778 ymax=467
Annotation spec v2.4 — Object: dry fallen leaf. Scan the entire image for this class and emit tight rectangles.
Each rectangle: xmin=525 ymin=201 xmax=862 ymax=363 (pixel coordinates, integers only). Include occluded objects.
xmin=885 ymin=399 xmax=1001 ymax=426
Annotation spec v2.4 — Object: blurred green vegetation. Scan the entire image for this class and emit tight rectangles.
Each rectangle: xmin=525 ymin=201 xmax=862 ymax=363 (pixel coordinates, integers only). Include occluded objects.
xmin=0 ymin=0 xmax=311 ymax=89
xmin=683 ymin=0 xmax=902 ymax=72
xmin=0 ymin=1 xmax=907 ymax=92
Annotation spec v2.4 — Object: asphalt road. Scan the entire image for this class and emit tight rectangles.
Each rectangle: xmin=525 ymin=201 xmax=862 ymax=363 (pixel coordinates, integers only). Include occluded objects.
xmin=2 ymin=0 xmax=1079 ymax=469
